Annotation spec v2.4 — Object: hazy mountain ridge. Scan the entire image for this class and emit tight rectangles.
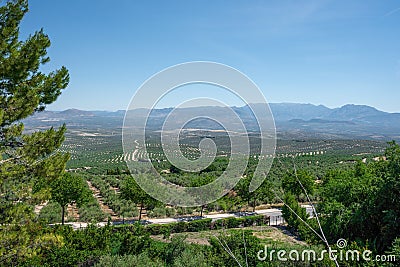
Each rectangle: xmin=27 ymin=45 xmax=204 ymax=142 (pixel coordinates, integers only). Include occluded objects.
xmin=39 ymin=103 xmax=397 ymax=121
xmin=23 ymin=103 xmax=400 ymax=140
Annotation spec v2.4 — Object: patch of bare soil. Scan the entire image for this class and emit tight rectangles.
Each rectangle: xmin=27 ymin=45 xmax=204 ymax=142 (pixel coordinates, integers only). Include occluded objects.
xmin=67 ymin=203 xmax=80 ymax=221
xmin=34 ymin=201 xmax=48 ymax=215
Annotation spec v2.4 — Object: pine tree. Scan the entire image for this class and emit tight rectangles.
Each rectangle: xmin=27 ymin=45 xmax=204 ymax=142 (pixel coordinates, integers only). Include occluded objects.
xmin=0 ymin=0 xmax=69 ymax=263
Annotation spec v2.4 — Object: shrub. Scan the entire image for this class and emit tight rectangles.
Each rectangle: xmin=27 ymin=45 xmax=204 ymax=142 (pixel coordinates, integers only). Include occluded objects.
xmin=38 ymin=201 xmax=61 ymax=223
xmin=166 ymin=207 xmax=176 ymax=217
xmin=79 ymin=199 xmax=106 ymax=223
xmin=213 ymin=215 xmax=266 ymax=229
xmin=146 ymin=224 xmax=173 ymax=236
xmin=172 ymin=222 xmax=187 ymax=233
xmin=148 ymin=206 xmax=167 ymax=218
xmin=186 ymin=219 xmax=212 ymax=232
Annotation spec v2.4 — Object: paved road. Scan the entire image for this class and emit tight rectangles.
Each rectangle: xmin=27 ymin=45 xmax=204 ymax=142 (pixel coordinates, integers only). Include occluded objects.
xmin=58 ymin=205 xmax=314 ymax=230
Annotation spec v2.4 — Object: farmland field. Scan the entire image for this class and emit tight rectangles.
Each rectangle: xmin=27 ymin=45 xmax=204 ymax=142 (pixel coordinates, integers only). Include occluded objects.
xmin=38 ymin=127 xmax=389 ymax=224
xmin=60 ymin=129 xmax=387 ymax=171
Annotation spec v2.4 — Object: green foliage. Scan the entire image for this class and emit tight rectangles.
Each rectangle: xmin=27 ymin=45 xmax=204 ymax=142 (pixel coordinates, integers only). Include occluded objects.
xmin=146 ymin=223 xmax=174 ymax=236
xmin=38 ymin=201 xmax=61 ymax=223
xmin=1 ymin=219 xmax=358 ymax=266
xmin=211 ymin=215 xmax=267 ymax=230
xmin=86 ymin=175 xmax=138 ymax=219
xmin=282 ymin=193 xmax=308 ymax=232
xmin=0 ymin=0 xmax=69 ymax=263
xmin=50 ymin=173 xmax=91 ymax=224
xmin=169 ymin=164 xmax=182 ymax=174
xmin=172 ymin=246 xmax=209 ymax=267
xmin=120 ymin=175 xmax=159 ymax=220
xmin=384 ymin=238 xmax=400 ymax=267
xmin=209 ymin=230 xmax=262 ymax=267
xmin=282 ymin=169 xmax=315 ymax=200
xmin=318 ymin=141 xmax=400 ymax=252
xmin=385 ymin=140 xmax=400 ymax=176
xmin=236 ymin=177 xmax=274 ymax=212
xmin=106 ymin=167 xmax=121 ymax=175
xmin=148 ymin=206 xmax=167 ymax=218
xmin=51 ymin=173 xmax=91 ymax=208
xmin=186 ymin=218 xmax=212 ymax=232
xmin=215 ymin=217 xmax=242 ymax=229
xmin=78 ymin=198 xmax=107 ymax=223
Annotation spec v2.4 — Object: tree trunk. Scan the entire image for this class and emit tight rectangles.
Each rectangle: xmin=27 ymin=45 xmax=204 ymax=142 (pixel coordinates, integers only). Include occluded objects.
xmin=253 ymin=198 xmax=256 ymax=212
xmin=61 ymin=205 xmax=65 ymax=225
xmin=139 ymin=202 xmax=143 ymax=221
xmin=200 ymin=205 xmax=204 ymax=217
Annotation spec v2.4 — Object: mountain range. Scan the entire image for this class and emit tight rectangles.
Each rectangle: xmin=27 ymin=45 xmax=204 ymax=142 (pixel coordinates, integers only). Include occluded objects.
xmin=23 ymin=103 xmax=400 ymax=140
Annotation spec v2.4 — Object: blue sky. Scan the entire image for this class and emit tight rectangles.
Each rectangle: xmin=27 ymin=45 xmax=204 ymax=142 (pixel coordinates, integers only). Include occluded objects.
xmin=18 ymin=0 xmax=400 ymax=112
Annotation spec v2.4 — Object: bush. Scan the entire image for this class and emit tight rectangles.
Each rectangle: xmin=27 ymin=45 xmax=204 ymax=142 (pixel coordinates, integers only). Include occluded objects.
xmin=38 ymin=201 xmax=61 ymax=223
xmin=213 ymin=217 xmax=239 ymax=229
xmin=119 ymin=200 xmax=138 ymax=218
xmin=173 ymin=246 xmax=209 ymax=267
xmin=187 ymin=219 xmax=212 ymax=232
xmin=243 ymin=215 xmax=266 ymax=227
xmin=79 ymin=199 xmax=106 ymax=223
xmin=172 ymin=222 xmax=187 ymax=233
xmin=213 ymin=215 xmax=266 ymax=229
xmin=146 ymin=224 xmax=173 ymax=236
xmin=166 ymin=207 xmax=176 ymax=217
xmin=176 ymin=207 xmax=194 ymax=216
xmin=148 ymin=206 xmax=167 ymax=218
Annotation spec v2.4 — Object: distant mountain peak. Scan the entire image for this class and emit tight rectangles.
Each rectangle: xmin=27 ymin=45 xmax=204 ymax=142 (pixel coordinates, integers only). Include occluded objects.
xmin=327 ymin=104 xmax=384 ymax=121
xmin=58 ymin=109 xmax=94 ymax=116
xmin=340 ymin=104 xmax=379 ymax=110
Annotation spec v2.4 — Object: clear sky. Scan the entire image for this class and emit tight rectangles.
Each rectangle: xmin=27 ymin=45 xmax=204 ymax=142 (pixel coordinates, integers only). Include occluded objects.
xmin=18 ymin=0 xmax=400 ymax=112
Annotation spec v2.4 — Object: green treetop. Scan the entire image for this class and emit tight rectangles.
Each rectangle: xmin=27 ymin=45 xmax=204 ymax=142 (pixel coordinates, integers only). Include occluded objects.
xmin=50 ymin=173 xmax=91 ymax=225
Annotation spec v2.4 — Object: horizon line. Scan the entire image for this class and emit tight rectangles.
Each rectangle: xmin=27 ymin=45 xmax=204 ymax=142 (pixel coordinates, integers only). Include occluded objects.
xmin=46 ymin=102 xmax=400 ymax=114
